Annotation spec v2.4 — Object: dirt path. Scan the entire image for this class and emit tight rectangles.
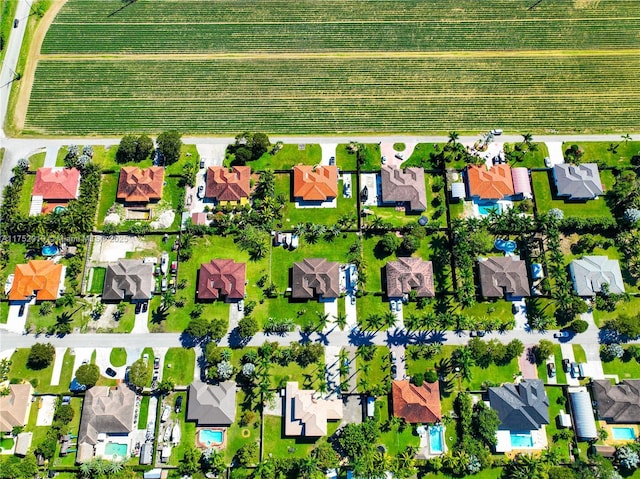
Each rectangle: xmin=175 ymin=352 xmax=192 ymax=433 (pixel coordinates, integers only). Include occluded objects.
xmin=14 ymin=0 xmax=68 ymax=131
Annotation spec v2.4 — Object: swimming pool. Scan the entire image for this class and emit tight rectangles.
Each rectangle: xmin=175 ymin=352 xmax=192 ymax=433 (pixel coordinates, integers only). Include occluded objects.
xmin=495 ymin=239 xmax=517 ymax=253
xmin=613 ymin=427 xmax=636 ymax=440
xmin=104 ymin=442 xmax=127 ymax=461
xmin=429 ymin=425 xmax=444 ymax=454
xmin=510 ymin=432 xmax=534 ymax=448
xmin=198 ymin=429 xmax=224 ymax=446
xmin=53 ymin=206 xmax=66 ymax=214
xmin=42 ymin=245 xmax=59 ymax=256
xmin=475 ymin=200 xmax=501 ymax=216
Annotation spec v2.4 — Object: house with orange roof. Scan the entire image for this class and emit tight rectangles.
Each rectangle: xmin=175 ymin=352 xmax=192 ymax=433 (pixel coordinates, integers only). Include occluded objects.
xmin=391 ymin=380 xmax=441 ymax=424
xmin=31 ymin=167 xmax=81 ymax=214
xmin=116 ymin=166 xmax=164 ymax=204
xmin=205 ymin=166 xmax=251 ymax=205
xmin=465 ymin=164 xmax=515 ymax=200
xmin=292 ymin=165 xmax=338 ymax=203
xmin=9 ymin=260 xmax=65 ymax=302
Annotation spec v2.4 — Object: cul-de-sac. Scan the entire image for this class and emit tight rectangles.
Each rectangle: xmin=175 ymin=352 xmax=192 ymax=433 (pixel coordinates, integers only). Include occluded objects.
xmin=1 ymin=1 xmax=640 ymax=479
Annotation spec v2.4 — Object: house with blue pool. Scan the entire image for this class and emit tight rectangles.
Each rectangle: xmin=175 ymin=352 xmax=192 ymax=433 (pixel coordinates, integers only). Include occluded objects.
xmin=592 ymin=379 xmax=640 ymax=443
xmin=488 ymin=379 xmax=549 ymax=453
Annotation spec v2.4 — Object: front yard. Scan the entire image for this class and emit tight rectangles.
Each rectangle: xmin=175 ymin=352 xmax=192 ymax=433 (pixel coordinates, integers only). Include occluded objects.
xmin=162 ymin=348 xmax=195 ymax=386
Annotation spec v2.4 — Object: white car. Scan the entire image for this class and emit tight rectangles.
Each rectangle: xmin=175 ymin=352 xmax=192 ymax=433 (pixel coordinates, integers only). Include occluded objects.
xmin=544 ymin=157 xmax=552 ymax=167
xmin=554 ymin=331 xmax=570 ymax=339
xmin=381 ymin=156 xmax=387 ymax=164
xmin=491 ymin=129 xmax=503 ymax=136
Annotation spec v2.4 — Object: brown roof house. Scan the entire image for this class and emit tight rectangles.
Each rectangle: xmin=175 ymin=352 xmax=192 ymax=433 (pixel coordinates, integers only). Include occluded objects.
xmin=291 ymin=258 xmax=340 ymax=299
xmin=284 ymin=382 xmax=343 ymax=437
xmin=117 ymin=166 xmax=164 ymax=204
xmin=385 ymin=258 xmax=435 ymax=299
xmin=197 ymin=259 xmax=246 ymax=301
xmin=478 ymin=256 xmax=530 ymax=298
xmin=205 ymin=166 xmax=251 ymax=205
xmin=102 ymin=259 xmax=154 ymax=302
xmin=392 ymin=380 xmax=441 ymax=424
xmin=592 ymin=380 xmax=640 ymax=424
xmin=186 ymin=381 xmax=236 ymax=426
xmin=380 ymin=166 xmax=427 ymax=212
xmin=466 ymin=164 xmax=515 ymax=200
xmin=9 ymin=260 xmax=65 ymax=302
xmin=0 ymin=384 xmax=33 ymax=433
xmin=292 ymin=165 xmax=338 ymax=203
xmin=77 ymin=385 xmax=136 ymax=461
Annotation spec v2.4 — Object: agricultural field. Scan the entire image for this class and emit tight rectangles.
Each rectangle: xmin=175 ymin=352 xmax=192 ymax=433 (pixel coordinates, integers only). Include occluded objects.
xmin=18 ymin=0 xmax=640 ymax=134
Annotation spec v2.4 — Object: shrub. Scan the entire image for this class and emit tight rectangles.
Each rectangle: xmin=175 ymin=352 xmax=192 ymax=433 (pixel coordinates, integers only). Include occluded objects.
xmin=601 ymin=343 xmax=624 ymax=362
xmin=425 ymin=369 xmax=438 ymax=383
xmin=27 ymin=343 xmax=55 ymax=370
xmin=570 ymin=319 xmax=589 ymax=334
xmin=412 ymin=372 xmax=424 ymax=386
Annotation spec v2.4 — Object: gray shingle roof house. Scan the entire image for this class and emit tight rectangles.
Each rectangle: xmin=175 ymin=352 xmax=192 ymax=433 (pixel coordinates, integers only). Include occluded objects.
xmin=102 ymin=259 xmax=154 ymax=301
xmin=478 ymin=256 xmax=530 ymax=298
xmin=380 ymin=166 xmax=427 ymax=212
xmin=385 ymin=258 xmax=435 ymax=298
xmin=78 ymin=385 xmax=136 ymax=447
xmin=186 ymin=381 xmax=236 ymax=426
xmin=592 ymin=379 xmax=640 ymax=424
xmin=291 ymin=258 xmax=340 ymax=299
xmin=488 ymin=379 xmax=549 ymax=431
xmin=553 ymin=163 xmax=603 ymax=200
xmin=569 ymin=256 xmax=625 ymax=296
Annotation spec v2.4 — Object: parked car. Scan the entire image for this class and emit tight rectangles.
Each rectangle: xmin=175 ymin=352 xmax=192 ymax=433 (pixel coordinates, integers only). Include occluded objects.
xmin=350 ymin=294 xmax=356 ymax=305
xmin=381 ymin=156 xmax=387 ymax=164
xmin=394 ymin=153 xmax=404 ymax=160
xmin=197 ymin=185 xmax=204 ymax=198
xmin=105 ymin=367 xmax=117 ymax=377
xmin=143 ymin=353 xmax=149 ymax=364
xmin=570 ymin=362 xmax=580 ymax=378
xmin=547 ymin=363 xmax=556 ymax=378
xmin=13 ymin=19 xmax=18 ymax=28
xmin=135 ymin=302 xmax=142 ymax=314
xmin=329 ymin=156 xmax=336 ymax=166
xmin=544 ymin=156 xmax=552 ymax=167
xmin=554 ymin=331 xmax=570 ymax=339
xmin=154 ymin=357 xmax=160 ymax=370
xmin=142 ymin=301 xmax=148 ymax=313
xmin=18 ymin=304 xmax=25 ymax=317
xmin=562 ymin=358 xmax=570 ymax=373
xmin=491 ymin=129 xmax=503 ymax=136
xmin=161 ymin=278 xmax=168 ymax=292
xmin=237 ymin=300 xmax=244 ymax=312
xmin=200 ymin=159 xmax=205 ymax=168
xmin=161 ymin=405 xmax=171 ymax=422
xmin=175 ymin=395 xmax=183 ymax=413
xmin=512 ymin=303 xmax=519 ymax=314
xmin=170 ymin=261 xmax=177 ymax=275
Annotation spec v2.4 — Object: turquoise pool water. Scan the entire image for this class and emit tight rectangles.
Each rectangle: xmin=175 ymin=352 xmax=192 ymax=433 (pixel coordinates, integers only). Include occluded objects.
xmin=429 ymin=426 xmax=444 ymax=453
xmin=613 ymin=427 xmax=636 ymax=440
xmin=105 ymin=442 xmax=127 ymax=460
xmin=42 ymin=245 xmax=59 ymax=256
xmin=495 ymin=239 xmax=517 ymax=253
xmin=199 ymin=429 xmax=224 ymax=445
xmin=510 ymin=432 xmax=534 ymax=448
xmin=476 ymin=201 xmax=501 ymax=216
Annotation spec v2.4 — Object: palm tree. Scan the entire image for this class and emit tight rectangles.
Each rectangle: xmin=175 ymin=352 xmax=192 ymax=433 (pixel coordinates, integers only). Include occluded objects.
xmin=315 ymin=311 xmax=330 ymax=331
xmin=365 ymin=313 xmax=384 ymax=331
xmin=298 ymin=456 xmax=320 ymax=479
xmin=521 ymin=132 xmax=533 ymax=148
xmin=107 ymin=461 xmax=124 ymax=474
xmin=334 ymin=311 xmax=348 ymax=330
xmin=622 ymin=133 xmax=632 ymax=144
xmin=452 ymin=346 xmax=475 ymax=383
xmin=382 ymin=310 xmax=396 ymax=329
xmin=448 ymin=131 xmax=460 ymax=145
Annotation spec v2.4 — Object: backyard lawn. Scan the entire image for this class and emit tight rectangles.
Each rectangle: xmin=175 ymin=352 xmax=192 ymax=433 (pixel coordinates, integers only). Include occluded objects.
xmin=262 ymin=414 xmax=336 ymax=458
xmin=564 ymin=141 xmax=640 ymax=168
xmin=504 ymin=142 xmax=549 ymax=168
xmin=162 ymin=348 xmax=196 ymax=386
xmin=531 ymin=170 xmax=612 ymax=218
xmin=88 ymin=267 xmax=106 ymax=294
xmin=225 ymin=390 xmax=260 ymax=463
xmin=375 ymin=397 xmax=420 ymax=456
xmin=52 ymin=397 xmax=83 ymax=467
xmin=166 ymin=391 xmax=197 ymax=468
xmin=18 ymin=173 xmax=35 ymax=216
xmin=95 ymin=173 xmax=119 ymax=227
xmin=544 ymin=386 xmax=571 ymax=462
xmin=138 ymin=395 xmax=150 ymax=428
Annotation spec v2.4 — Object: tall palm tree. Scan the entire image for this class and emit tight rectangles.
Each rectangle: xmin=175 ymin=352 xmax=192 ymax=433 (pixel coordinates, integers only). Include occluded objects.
xmin=452 ymin=346 xmax=475 ymax=383
xmin=521 ymin=132 xmax=533 ymax=147
xmin=334 ymin=311 xmax=348 ymax=330
xmin=382 ymin=310 xmax=396 ymax=329
xmin=448 ymin=131 xmax=460 ymax=145
xmin=622 ymin=133 xmax=632 ymax=144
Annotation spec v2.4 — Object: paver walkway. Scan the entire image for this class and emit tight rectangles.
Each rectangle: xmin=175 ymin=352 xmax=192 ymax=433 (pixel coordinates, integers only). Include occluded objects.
xmin=519 ymin=346 xmax=538 ymax=379
xmin=49 ymin=347 xmax=67 ymax=386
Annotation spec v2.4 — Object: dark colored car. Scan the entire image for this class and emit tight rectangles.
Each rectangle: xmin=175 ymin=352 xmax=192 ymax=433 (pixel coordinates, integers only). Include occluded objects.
xmin=175 ymin=395 xmax=183 ymax=413
xmin=135 ymin=302 xmax=142 ymax=314
xmin=105 ymin=367 xmax=117 ymax=377
xmin=562 ymin=358 xmax=571 ymax=373
xmin=13 ymin=19 xmax=19 ymax=28
xmin=154 ymin=357 xmax=160 ymax=370
xmin=142 ymin=301 xmax=148 ymax=313
xmin=547 ymin=362 xmax=556 ymax=378
xmin=570 ymin=362 xmax=580 ymax=378
xmin=18 ymin=304 xmax=25 ymax=316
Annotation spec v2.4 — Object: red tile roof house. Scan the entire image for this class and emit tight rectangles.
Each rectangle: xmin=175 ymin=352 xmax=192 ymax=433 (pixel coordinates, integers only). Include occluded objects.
xmin=291 ymin=258 xmax=340 ymax=300
xmin=465 ymin=164 xmax=515 ymax=200
xmin=32 ymin=167 xmax=81 ymax=214
xmin=392 ymin=380 xmax=441 ymax=424
xmin=197 ymin=259 xmax=246 ymax=301
xmin=116 ymin=166 xmax=164 ymax=204
xmin=9 ymin=260 xmax=65 ymax=302
xmin=292 ymin=165 xmax=338 ymax=204
xmin=205 ymin=166 xmax=251 ymax=205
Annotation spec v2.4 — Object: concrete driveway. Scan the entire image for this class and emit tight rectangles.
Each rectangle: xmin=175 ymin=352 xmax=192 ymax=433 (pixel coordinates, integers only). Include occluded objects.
xmin=546 ymin=142 xmax=565 ymax=165
xmin=71 ymin=347 xmax=94 ymax=378
xmin=195 ymin=144 xmax=226 ymax=167
xmin=344 ymin=294 xmax=357 ymax=330
xmin=320 ymin=143 xmax=337 ymax=165
xmin=131 ymin=308 xmax=150 ymax=334
xmin=380 ymin=142 xmax=416 ymax=168
xmin=560 ymin=343 xmax=580 ymax=386
xmin=50 ymin=347 xmax=67 ymax=386
xmin=4 ymin=303 xmax=29 ymax=333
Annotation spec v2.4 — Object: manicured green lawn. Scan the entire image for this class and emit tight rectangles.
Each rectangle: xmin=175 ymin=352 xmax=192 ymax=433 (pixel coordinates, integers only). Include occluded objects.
xmin=593 ymin=296 xmax=640 ymax=327
xmin=28 ymin=151 xmax=46 ymax=170
xmin=110 ymin=347 xmax=127 ymax=367
xmin=0 ymin=302 xmax=7 ymax=324
xmin=165 ymin=144 xmax=200 ymax=175
xmin=356 ymin=294 xmax=389 ymax=328
xmin=564 ymin=141 xmax=640 ymax=168
xmin=0 ymin=242 xmax=24 ymax=286
xmin=356 ymin=346 xmax=391 ymax=394
xmin=401 ymin=143 xmax=440 ymax=169
xmin=449 ymin=200 xmax=467 ymax=220
xmin=262 ymin=414 xmax=336 ymax=459
xmin=573 ymin=344 xmax=587 ymax=363
xmin=18 ymin=173 xmax=35 ymax=216
xmin=459 ymin=299 xmax=513 ymax=330
xmin=138 ymin=395 xmax=150 ymax=428
xmin=504 ymin=142 xmax=549 ymax=168
xmin=531 ymin=170 xmax=613 ymax=218
xmin=430 ymin=468 xmax=503 ymax=479
xmin=225 ymin=390 xmax=260 ymax=463
xmin=8 ymin=348 xmax=56 ymax=393
xmin=245 ymin=144 xmax=321 ymax=170
xmin=602 ymin=356 xmax=640 ymax=380
xmin=95 ymin=173 xmax=119 ymax=227
xmin=0 ymin=437 xmax=14 ymax=449
xmin=167 ymin=391 xmax=197 ymax=467
xmin=270 ymin=359 xmax=324 ymax=391
xmin=544 ymin=386 xmax=571 ymax=462
xmin=88 ymin=267 xmax=106 ymax=294
xmin=26 ymin=302 xmax=87 ymax=335
xmin=162 ymin=348 xmax=195 ymax=386
xmin=375 ymin=397 xmax=420 ymax=455
xmin=273 ymin=172 xmax=357 ymax=227
xmin=336 ymin=143 xmax=381 ymax=171
xmin=254 ymin=295 xmax=323 ymax=330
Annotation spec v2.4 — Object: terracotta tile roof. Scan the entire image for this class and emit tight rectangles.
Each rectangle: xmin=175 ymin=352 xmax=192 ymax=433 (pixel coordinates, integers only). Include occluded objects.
xmin=33 ymin=168 xmax=80 ymax=201
xmin=191 ymin=212 xmax=207 ymax=225
xmin=116 ymin=166 xmax=164 ymax=203
xmin=385 ymin=258 xmax=434 ymax=298
xmin=197 ymin=259 xmax=246 ymax=300
xmin=9 ymin=260 xmax=64 ymax=301
xmin=380 ymin=166 xmax=427 ymax=211
xmin=284 ymin=382 xmax=343 ymax=437
xmin=292 ymin=165 xmax=338 ymax=201
xmin=466 ymin=164 xmax=515 ymax=200
xmin=205 ymin=166 xmax=251 ymax=201
xmin=292 ymin=258 xmax=340 ymax=299
xmin=0 ymin=384 xmax=33 ymax=432
xmin=478 ymin=256 xmax=530 ymax=298
xmin=392 ymin=380 xmax=441 ymax=424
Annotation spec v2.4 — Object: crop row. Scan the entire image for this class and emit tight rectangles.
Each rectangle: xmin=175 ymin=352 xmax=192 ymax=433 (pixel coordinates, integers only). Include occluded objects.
xmin=52 ymin=0 xmax=640 ymax=24
xmin=42 ymin=19 xmax=640 ymax=54
xmin=24 ymin=56 xmax=640 ymax=134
